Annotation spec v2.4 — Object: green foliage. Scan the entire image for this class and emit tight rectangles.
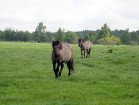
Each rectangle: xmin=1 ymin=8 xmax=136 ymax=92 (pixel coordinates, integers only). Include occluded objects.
xmin=98 ymin=35 xmax=121 ymax=45
xmin=0 ymin=42 xmax=139 ymax=105
xmin=0 ymin=23 xmax=139 ymax=45
xmin=98 ymin=23 xmax=111 ymax=39
xmin=34 ymin=22 xmax=46 ymax=42
xmin=97 ymin=24 xmax=121 ymax=45
xmin=83 ymin=31 xmax=97 ymax=44
xmin=56 ymin=28 xmax=65 ymax=41
xmin=121 ymin=29 xmax=131 ymax=45
xmin=0 ymin=28 xmax=32 ymax=42
xmin=3 ymin=28 xmax=16 ymax=41
xmin=13 ymin=31 xmax=33 ymax=42
xmin=130 ymin=40 xmax=138 ymax=46
xmin=130 ymin=31 xmax=139 ymax=42
xmin=65 ymin=31 xmax=78 ymax=43
xmin=89 ymin=31 xmax=97 ymax=42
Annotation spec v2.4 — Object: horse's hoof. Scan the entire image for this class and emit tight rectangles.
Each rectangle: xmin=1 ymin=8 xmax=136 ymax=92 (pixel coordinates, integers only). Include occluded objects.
xmin=55 ymin=75 xmax=59 ymax=78
xmin=59 ymin=73 xmax=61 ymax=77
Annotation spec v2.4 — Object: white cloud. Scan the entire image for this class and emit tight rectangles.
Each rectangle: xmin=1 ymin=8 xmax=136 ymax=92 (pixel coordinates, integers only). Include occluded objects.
xmin=0 ymin=0 xmax=139 ymax=32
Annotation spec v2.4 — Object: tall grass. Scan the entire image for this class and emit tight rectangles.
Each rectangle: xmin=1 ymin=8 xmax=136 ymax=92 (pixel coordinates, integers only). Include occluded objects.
xmin=0 ymin=42 xmax=139 ymax=105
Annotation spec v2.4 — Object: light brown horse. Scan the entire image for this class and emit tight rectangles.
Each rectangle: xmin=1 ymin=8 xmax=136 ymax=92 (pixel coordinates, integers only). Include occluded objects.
xmin=52 ymin=40 xmax=74 ymax=78
xmin=78 ymin=38 xmax=92 ymax=58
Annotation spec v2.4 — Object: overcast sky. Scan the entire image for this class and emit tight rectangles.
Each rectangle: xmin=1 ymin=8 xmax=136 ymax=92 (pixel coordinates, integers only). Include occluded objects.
xmin=0 ymin=0 xmax=139 ymax=32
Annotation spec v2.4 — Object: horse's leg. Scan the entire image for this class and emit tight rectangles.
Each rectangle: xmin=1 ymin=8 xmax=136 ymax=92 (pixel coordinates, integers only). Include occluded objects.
xmin=84 ymin=50 xmax=86 ymax=58
xmin=67 ymin=61 xmax=71 ymax=76
xmin=55 ymin=63 xmax=60 ymax=78
xmin=70 ymin=58 xmax=74 ymax=71
xmin=81 ymin=49 xmax=83 ymax=58
xmin=86 ymin=49 xmax=89 ymax=58
xmin=52 ymin=61 xmax=57 ymax=78
xmin=89 ymin=47 xmax=91 ymax=57
xmin=85 ymin=50 xmax=87 ymax=58
xmin=84 ymin=50 xmax=88 ymax=58
xmin=59 ymin=63 xmax=64 ymax=76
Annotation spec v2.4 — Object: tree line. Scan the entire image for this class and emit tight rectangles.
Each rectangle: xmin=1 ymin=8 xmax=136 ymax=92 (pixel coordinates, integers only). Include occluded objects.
xmin=0 ymin=22 xmax=139 ymax=45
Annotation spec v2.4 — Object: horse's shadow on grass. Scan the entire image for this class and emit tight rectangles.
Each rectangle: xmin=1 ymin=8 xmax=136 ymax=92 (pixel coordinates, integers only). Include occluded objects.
xmin=57 ymin=72 xmax=99 ymax=85
xmin=79 ymin=62 xmax=94 ymax=68
xmin=58 ymin=76 xmax=99 ymax=86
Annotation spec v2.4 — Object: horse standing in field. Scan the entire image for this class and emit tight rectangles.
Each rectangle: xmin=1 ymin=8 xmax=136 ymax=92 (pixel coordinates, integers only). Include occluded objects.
xmin=78 ymin=38 xmax=93 ymax=58
xmin=52 ymin=40 xmax=74 ymax=78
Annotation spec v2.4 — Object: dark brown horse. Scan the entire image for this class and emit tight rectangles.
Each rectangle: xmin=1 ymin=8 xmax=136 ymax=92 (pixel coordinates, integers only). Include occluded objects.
xmin=52 ymin=40 xmax=74 ymax=78
xmin=78 ymin=38 xmax=92 ymax=58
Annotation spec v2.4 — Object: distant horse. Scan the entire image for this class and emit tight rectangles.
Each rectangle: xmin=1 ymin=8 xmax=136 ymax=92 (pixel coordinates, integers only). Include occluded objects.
xmin=52 ymin=40 xmax=74 ymax=78
xmin=78 ymin=38 xmax=93 ymax=58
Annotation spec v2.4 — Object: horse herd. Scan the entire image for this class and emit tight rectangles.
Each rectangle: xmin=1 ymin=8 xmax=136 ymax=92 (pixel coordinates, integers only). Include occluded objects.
xmin=52 ymin=39 xmax=93 ymax=78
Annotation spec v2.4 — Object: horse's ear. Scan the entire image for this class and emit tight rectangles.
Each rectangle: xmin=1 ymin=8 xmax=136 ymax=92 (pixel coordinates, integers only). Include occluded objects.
xmin=52 ymin=40 xmax=62 ymax=49
xmin=55 ymin=40 xmax=62 ymax=49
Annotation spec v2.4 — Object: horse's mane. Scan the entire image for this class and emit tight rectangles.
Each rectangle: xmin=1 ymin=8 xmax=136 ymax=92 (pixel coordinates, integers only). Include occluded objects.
xmin=52 ymin=40 xmax=62 ymax=49
xmin=78 ymin=38 xmax=85 ymax=43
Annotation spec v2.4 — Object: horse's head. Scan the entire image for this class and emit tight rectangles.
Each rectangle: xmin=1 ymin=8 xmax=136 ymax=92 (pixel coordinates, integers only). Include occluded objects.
xmin=52 ymin=40 xmax=62 ymax=58
xmin=52 ymin=40 xmax=62 ymax=48
xmin=78 ymin=38 xmax=84 ymax=47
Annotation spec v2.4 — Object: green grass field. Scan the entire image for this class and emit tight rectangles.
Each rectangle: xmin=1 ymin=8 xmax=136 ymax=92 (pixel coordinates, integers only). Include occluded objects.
xmin=0 ymin=41 xmax=139 ymax=105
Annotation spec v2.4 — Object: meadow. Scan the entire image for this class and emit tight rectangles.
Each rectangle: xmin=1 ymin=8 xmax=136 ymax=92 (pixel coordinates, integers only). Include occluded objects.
xmin=0 ymin=41 xmax=139 ymax=105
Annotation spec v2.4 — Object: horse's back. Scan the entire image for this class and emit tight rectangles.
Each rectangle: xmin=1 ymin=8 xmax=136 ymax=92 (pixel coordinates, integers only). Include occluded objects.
xmin=82 ymin=40 xmax=92 ymax=49
xmin=61 ymin=43 xmax=72 ymax=62
xmin=64 ymin=43 xmax=72 ymax=49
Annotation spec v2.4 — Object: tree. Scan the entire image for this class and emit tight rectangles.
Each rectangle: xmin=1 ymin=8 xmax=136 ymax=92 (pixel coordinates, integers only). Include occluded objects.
xmin=98 ymin=23 xmax=111 ymax=39
xmin=0 ymin=30 xmax=3 ymax=40
xmin=56 ymin=28 xmax=65 ymax=41
xmin=34 ymin=22 xmax=46 ymax=42
xmin=85 ymin=31 xmax=96 ymax=42
xmin=98 ymin=35 xmax=121 ymax=45
xmin=121 ymin=29 xmax=131 ymax=45
xmin=65 ymin=31 xmax=78 ymax=43
xmin=45 ymin=32 xmax=55 ymax=42
xmin=97 ymin=24 xmax=121 ymax=45
xmin=3 ymin=28 xmax=16 ymax=41
xmin=130 ymin=31 xmax=139 ymax=45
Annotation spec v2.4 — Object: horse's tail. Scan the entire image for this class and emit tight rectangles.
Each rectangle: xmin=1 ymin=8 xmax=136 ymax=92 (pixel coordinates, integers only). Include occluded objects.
xmin=89 ymin=47 xmax=91 ymax=55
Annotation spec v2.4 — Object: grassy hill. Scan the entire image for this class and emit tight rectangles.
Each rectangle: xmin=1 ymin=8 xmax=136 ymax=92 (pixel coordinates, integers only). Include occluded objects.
xmin=0 ymin=42 xmax=139 ymax=105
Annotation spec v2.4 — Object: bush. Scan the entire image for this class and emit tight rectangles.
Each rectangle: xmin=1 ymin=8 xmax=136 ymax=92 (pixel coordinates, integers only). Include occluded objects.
xmin=130 ymin=40 xmax=138 ymax=46
xmin=98 ymin=35 xmax=121 ymax=45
